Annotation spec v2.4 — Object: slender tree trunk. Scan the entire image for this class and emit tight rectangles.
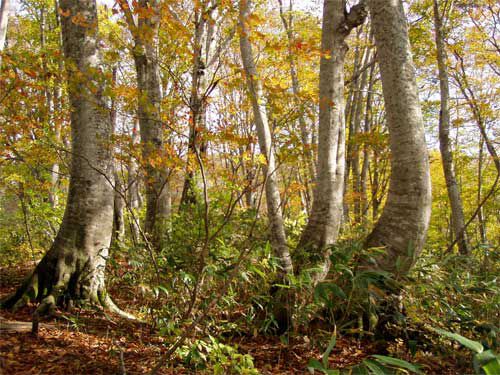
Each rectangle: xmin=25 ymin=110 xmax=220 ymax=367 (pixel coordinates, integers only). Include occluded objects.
xmin=433 ymin=0 xmax=470 ymax=255
xmin=343 ymin=36 xmax=363 ymax=223
xmin=110 ymin=70 xmax=125 ymax=245
xmin=360 ymin=61 xmax=375 ymax=223
xmin=352 ymin=46 xmax=371 ymax=223
xmin=127 ymin=120 xmax=141 ymax=244
xmin=239 ymin=0 xmax=296 ymax=332
xmin=3 ymin=0 xmax=119 ymax=314
xmin=364 ymin=0 xmax=432 ymax=275
xmin=239 ymin=0 xmax=293 ymax=277
xmin=0 ymin=0 xmax=10 ymax=66
xmin=181 ymin=7 xmax=209 ymax=206
xmin=297 ymin=0 xmax=367 ymax=283
xmin=48 ymin=2 xmax=65 ymax=208
xmin=279 ymin=0 xmax=316 ymax=207
xmin=120 ymin=0 xmax=170 ymax=244
xmin=181 ymin=1 xmax=221 ymax=206
xmin=477 ymin=137 xmax=487 ymax=243
xmin=113 ymin=171 xmax=126 ymax=244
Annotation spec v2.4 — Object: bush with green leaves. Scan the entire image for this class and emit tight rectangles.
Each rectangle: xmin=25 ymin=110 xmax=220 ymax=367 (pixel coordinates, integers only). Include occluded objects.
xmin=432 ymin=327 xmax=500 ymax=375
xmin=307 ymin=330 xmax=422 ymax=374
xmin=176 ymin=335 xmax=258 ymax=374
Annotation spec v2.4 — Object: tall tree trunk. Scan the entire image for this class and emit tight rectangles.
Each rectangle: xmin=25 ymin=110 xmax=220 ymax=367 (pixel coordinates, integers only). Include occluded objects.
xmin=0 ymin=0 xmax=10 ymax=66
xmin=127 ymin=120 xmax=141 ymax=244
xmin=433 ymin=0 xmax=470 ymax=255
xmin=3 ymin=0 xmax=119 ymax=314
xmin=364 ymin=0 xmax=432 ymax=275
xmin=239 ymin=0 xmax=293 ymax=277
xmin=477 ymin=137 xmax=487 ymax=243
xmin=360 ymin=61 xmax=375 ymax=223
xmin=119 ymin=0 xmax=170 ymax=244
xmin=297 ymin=0 xmax=367 ymax=283
xmin=113 ymin=171 xmax=126 ymax=244
xmin=239 ymin=0 xmax=295 ymax=332
xmin=278 ymin=0 xmax=316 ymax=209
xmin=343 ymin=36 xmax=363 ymax=224
xmin=352 ymin=45 xmax=371 ymax=223
xmin=181 ymin=4 xmax=210 ymax=206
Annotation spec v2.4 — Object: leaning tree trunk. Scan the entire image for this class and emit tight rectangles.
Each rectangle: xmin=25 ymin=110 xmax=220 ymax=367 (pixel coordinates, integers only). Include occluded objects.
xmin=239 ymin=0 xmax=293 ymax=277
xmin=433 ymin=0 xmax=470 ymax=255
xmin=239 ymin=0 xmax=294 ymax=332
xmin=364 ymin=0 xmax=432 ymax=275
xmin=2 ymin=0 xmax=120 ymax=315
xmin=297 ymin=0 xmax=367 ymax=283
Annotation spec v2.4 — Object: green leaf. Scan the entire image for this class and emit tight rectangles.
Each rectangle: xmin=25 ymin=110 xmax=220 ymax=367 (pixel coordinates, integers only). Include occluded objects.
xmin=314 ymin=283 xmax=347 ymax=304
xmin=475 ymin=350 xmax=497 ymax=366
xmin=322 ymin=328 xmax=337 ymax=368
xmin=363 ymin=359 xmax=388 ymax=375
xmin=352 ymin=364 xmax=370 ymax=375
xmin=482 ymin=358 xmax=500 ymax=375
xmin=431 ymin=327 xmax=484 ymax=353
xmin=372 ymin=355 xmax=422 ymax=374
xmin=308 ymin=358 xmax=326 ymax=371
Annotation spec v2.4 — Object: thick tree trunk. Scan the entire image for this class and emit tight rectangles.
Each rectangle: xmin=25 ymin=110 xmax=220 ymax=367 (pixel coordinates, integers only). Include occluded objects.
xmin=297 ymin=0 xmax=367 ymax=283
xmin=364 ymin=0 xmax=432 ymax=275
xmin=3 ymin=0 xmax=117 ymax=313
xmin=239 ymin=0 xmax=293 ymax=277
xmin=433 ymin=0 xmax=470 ymax=255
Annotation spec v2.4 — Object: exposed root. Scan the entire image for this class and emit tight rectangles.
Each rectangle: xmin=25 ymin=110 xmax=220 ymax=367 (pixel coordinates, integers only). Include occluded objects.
xmin=96 ymin=290 xmax=142 ymax=322
xmin=2 ymin=276 xmax=141 ymax=328
xmin=32 ymin=294 xmax=58 ymax=336
xmin=1 ymin=272 xmax=38 ymax=311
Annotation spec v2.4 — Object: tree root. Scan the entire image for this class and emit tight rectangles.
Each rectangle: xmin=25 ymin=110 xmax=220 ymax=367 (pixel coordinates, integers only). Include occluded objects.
xmin=97 ymin=290 xmax=142 ymax=322
xmin=2 ymin=275 xmax=141 ymax=335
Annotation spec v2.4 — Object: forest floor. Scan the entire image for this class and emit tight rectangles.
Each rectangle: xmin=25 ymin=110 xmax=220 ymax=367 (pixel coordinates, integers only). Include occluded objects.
xmin=0 ymin=264 xmax=467 ymax=374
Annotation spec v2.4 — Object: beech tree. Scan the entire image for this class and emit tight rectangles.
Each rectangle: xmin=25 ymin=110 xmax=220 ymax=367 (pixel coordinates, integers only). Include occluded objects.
xmin=118 ymin=0 xmax=171 ymax=243
xmin=0 ymin=0 xmax=9 ymax=64
xmin=364 ymin=0 xmax=432 ymax=274
xmin=238 ymin=0 xmax=293 ymax=278
xmin=433 ymin=0 xmax=470 ymax=255
xmin=297 ymin=0 xmax=367 ymax=282
xmin=2 ymin=0 xmax=124 ymax=316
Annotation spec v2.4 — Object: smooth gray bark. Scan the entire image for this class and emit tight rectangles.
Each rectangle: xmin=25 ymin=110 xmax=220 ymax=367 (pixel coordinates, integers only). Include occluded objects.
xmin=127 ymin=120 xmax=141 ymax=244
xmin=3 ymin=0 xmax=116 ymax=311
xmin=364 ymin=0 xmax=432 ymax=275
xmin=433 ymin=0 xmax=470 ymax=255
xmin=0 ymin=0 xmax=10 ymax=65
xmin=180 ymin=4 xmax=211 ymax=206
xmin=119 ymin=0 xmax=170 ymax=243
xmin=298 ymin=0 xmax=367 ymax=282
xmin=239 ymin=0 xmax=293 ymax=276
